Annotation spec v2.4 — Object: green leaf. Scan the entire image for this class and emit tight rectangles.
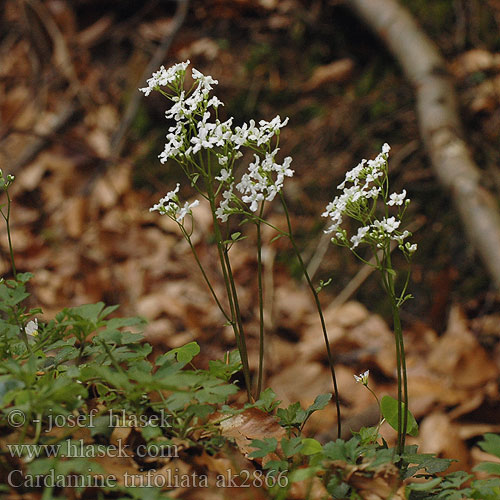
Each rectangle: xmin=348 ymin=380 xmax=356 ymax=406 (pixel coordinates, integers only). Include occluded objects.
xmin=289 ymin=466 xmax=320 ymax=482
xmin=474 ymin=462 xmax=500 ymax=476
xmin=323 ymin=440 xmax=348 ymax=461
xmin=407 ymin=477 xmax=443 ymax=491
xmin=167 ymin=342 xmax=200 ymax=365
xmin=380 ymin=395 xmax=418 ymax=436
xmin=301 ymin=438 xmax=323 ymax=455
xmin=478 ymin=434 xmax=500 ymax=459
xmin=326 ymin=477 xmax=350 ymax=498
xmin=248 ymin=437 xmax=278 ymax=458
xmin=281 ymin=437 xmax=303 ymax=458
xmin=277 ymin=402 xmax=306 ymax=428
xmin=305 ymin=393 xmax=331 ymax=415
xmin=208 ymin=350 xmax=241 ymax=381
xmin=254 ymin=387 xmax=280 ymax=412
xmin=141 ymin=423 xmax=163 ymax=441
xmin=263 ymin=459 xmax=289 ymax=472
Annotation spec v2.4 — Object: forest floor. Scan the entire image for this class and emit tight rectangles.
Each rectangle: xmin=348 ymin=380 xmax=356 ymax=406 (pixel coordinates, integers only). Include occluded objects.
xmin=2 ymin=0 xmax=500 ymax=497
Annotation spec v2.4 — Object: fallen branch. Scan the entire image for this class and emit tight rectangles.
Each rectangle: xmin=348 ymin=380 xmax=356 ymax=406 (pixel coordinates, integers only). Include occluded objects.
xmin=348 ymin=0 xmax=500 ymax=289
xmin=110 ymin=0 xmax=190 ymax=157
xmin=4 ymin=102 xmax=78 ymax=176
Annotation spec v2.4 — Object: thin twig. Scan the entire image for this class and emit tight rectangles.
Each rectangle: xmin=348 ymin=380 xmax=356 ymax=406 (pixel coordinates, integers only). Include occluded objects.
xmin=110 ymin=0 xmax=190 ymax=158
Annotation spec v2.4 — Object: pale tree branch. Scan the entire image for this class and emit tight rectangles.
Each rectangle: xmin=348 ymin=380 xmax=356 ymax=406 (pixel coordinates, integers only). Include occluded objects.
xmin=348 ymin=0 xmax=500 ymax=289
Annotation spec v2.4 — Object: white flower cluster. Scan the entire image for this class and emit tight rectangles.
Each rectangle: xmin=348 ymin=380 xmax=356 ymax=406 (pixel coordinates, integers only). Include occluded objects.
xmin=234 ymin=150 xmax=294 ymax=212
xmin=149 ymin=183 xmax=199 ymax=224
xmin=139 ymin=61 xmax=190 ymax=96
xmin=142 ymin=61 xmax=294 ymax=222
xmin=322 ymin=144 xmax=417 ymax=255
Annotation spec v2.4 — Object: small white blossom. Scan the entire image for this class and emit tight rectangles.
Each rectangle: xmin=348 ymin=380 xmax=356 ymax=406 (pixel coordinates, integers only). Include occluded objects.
xmin=350 ymin=226 xmax=370 ymax=249
xmin=25 ymin=319 xmax=38 ymax=337
xmin=176 ymin=200 xmax=200 ymax=223
xmin=373 ymin=216 xmax=400 ymax=234
xmin=218 ymin=155 xmax=229 ymax=166
xmin=406 ymin=242 xmax=417 ymax=254
xmin=394 ymin=230 xmax=411 ymax=244
xmin=387 ymin=190 xmax=407 ymax=206
xmin=192 ymin=68 xmax=218 ymax=92
xmin=215 ymin=168 xmax=231 ymax=183
xmin=354 ymin=370 xmax=370 ymax=385
xmin=216 ymin=184 xmax=235 ymax=222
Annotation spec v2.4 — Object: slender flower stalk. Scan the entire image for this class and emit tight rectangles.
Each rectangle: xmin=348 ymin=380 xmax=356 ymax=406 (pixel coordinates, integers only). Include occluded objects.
xmin=0 ymin=171 xmax=32 ymax=352
xmin=280 ymin=193 xmax=342 ymax=439
xmin=0 ymin=172 xmax=17 ymax=280
xmin=323 ymin=144 xmax=416 ymax=454
xmin=256 ymin=204 xmax=265 ymax=398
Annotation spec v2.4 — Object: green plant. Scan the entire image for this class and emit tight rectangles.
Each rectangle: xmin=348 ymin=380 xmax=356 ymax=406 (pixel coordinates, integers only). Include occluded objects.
xmin=140 ymin=60 xmax=341 ymax=436
xmin=322 ymin=144 xmax=417 ymax=455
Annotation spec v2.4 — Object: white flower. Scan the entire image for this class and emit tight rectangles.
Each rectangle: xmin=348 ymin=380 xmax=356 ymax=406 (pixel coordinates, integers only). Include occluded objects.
xmin=350 ymin=226 xmax=370 ymax=249
xmin=405 ymin=242 xmax=417 ymax=254
xmin=373 ymin=216 xmax=400 ymax=234
xmin=25 ymin=319 xmax=38 ymax=337
xmin=192 ymin=68 xmax=218 ymax=91
xmin=150 ymin=184 xmax=180 ymax=212
xmin=394 ymin=230 xmax=411 ymax=244
xmin=215 ymin=168 xmax=231 ymax=183
xmin=218 ymin=155 xmax=229 ymax=166
xmin=216 ymin=184 xmax=235 ymax=222
xmin=176 ymin=200 xmax=199 ymax=223
xmin=354 ymin=369 xmax=370 ymax=385
xmin=387 ymin=190 xmax=407 ymax=206
xmin=139 ymin=61 xmax=190 ymax=96
xmin=207 ymin=96 xmax=223 ymax=108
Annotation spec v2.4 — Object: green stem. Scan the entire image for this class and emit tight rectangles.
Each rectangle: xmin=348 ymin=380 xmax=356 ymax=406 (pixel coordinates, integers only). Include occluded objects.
xmin=205 ymin=176 xmax=252 ymax=400
xmin=256 ymin=206 xmax=265 ymax=398
xmin=5 ymin=191 xmax=17 ymax=280
xmin=391 ymin=296 xmax=408 ymax=454
xmin=33 ymin=412 xmax=43 ymax=444
xmin=280 ymin=193 xmax=342 ymax=439
xmin=383 ymin=248 xmax=408 ymax=456
xmin=222 ymin=249 xmax=252 ymax=397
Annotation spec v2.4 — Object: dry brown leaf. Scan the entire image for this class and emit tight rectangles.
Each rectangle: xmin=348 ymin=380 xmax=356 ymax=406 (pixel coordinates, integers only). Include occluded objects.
xmin=418 ymin=413 xmax=470 ymax=472
xmin=274 ymin=282 xmax=314 ymax=332
xmin=219 ymin=407 xmax=285 ymax=459
xmin=268 ymin=361 xmax=333 ymax=407
xmin=303 ymin=59 xmax=355 ymax=91
xmin=287 ymin=473 xmax=329 ymax=499
xmin=427 ymin=305 xmax=498 ymax=388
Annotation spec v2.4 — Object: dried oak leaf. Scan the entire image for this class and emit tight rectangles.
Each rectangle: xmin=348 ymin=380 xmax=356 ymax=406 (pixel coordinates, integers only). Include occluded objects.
xmin=427 ymin=305 xmax=498 ymax=389
xmin=219 ymin=407 xmax=285 ymax=462
xmin=303 ymin=59 xmax=355 ymax=91
xmin=344 ymin=461 xmax=405 ymax=500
